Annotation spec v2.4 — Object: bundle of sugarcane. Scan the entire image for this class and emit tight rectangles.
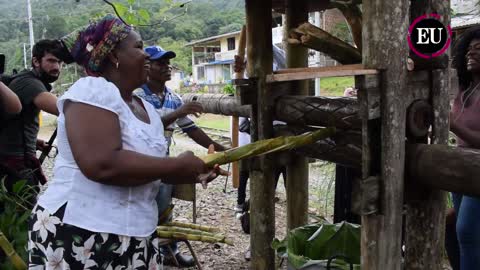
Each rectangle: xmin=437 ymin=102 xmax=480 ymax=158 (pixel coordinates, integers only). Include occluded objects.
xmin=157 ymin=225 xmax=233 ymax=246
xmin=165 ymin=221 xmax=220 ymax=233
xmin=199 ymin=127 xmax=336 ymax=166
xmin=0 ymin=230 xmax=27 ymax=270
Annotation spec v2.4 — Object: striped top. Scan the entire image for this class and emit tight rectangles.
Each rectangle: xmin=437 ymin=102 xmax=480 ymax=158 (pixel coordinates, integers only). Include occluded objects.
xmin=135 ymin=84 xmax=197 ymax=134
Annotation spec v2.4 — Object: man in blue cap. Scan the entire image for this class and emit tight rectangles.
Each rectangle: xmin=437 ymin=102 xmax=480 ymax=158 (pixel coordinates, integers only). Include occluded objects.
xmin=136 ymin=45 xmax=226 ymax=267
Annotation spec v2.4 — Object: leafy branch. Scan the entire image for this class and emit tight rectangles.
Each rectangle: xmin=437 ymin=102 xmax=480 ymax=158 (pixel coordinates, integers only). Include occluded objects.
xmin=102 ymin=0 xmax=192 ymax=27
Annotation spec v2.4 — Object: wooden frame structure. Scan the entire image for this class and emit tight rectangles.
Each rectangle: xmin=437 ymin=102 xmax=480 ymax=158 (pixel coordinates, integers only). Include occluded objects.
xmin=184 ymin=0 xmax=480 ymax=269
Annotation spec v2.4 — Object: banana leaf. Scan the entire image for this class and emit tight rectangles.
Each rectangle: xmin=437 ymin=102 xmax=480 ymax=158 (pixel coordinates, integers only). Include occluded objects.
xmin=273 ymin=221 xmax=361 ymax=270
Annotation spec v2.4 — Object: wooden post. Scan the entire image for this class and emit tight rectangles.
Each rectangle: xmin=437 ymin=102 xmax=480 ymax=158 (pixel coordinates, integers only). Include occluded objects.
xmin=285 ymin=0 xmax=309 ymax=231
xmin=245 ymin=1 xmax=275 ymax=269
xmin=230 ymin=116 xmax=239 ymax=188
xmin=230 ymin=26 xmax=247 ymax=189
xmin=403 ymin=1 xmax=450 ymax=268
xmin=361 ymin=1 xmax=409 ymax=269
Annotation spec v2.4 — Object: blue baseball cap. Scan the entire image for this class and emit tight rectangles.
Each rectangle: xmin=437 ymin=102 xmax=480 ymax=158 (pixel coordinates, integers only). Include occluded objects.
xmin=144 ymin=45 xmax=176 ymax=60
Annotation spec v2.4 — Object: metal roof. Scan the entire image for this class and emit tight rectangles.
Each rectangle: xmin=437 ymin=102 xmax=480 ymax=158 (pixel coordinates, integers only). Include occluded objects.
xmin=451 ymin=0 xmax=480 ymax=29
xmin=185 ymin=31 xmax=241 ymax=47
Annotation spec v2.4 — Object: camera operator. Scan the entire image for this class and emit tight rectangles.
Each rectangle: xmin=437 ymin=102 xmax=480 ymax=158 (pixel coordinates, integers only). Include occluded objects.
xmin=0 ymin=39 xmax=64 ymax=191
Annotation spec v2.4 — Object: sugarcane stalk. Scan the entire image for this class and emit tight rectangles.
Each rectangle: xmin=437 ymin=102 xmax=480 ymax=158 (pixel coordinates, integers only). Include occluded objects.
xmin=199 ymin=127 xmax=336 ymax=166
xmin=0 ymin=230 xmax=27 ymax=270
xmin=157 ymin=230 xmax=234 ymax=246
xmin=157 ymin=226 xmax=220 ymax=238
xmin=165 ymin=221 xmax=220 ymax=233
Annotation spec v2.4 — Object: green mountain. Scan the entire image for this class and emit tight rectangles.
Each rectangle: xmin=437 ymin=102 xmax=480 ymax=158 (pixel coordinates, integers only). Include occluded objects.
xmin=0 ymin=0 xmax=245 ymax=80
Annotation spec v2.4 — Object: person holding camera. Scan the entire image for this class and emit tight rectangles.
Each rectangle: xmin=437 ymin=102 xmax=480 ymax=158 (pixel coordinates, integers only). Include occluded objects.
xmin=0 ymin=39 xmax=64 ymax=190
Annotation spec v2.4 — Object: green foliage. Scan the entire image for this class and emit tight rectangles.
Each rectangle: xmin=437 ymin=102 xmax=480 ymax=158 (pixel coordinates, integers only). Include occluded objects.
xmin=112 ymin=1 xmax=150 ymax=26
xmin=222 ymin=83 xmax=235 ymax=95
xmin=320 ymin=77 xmax=355 ymax=97
xmin=195 ymin=114 xmax=230 ymax=131
xmin=273 ymin=221 xmax=361 ymax=270
xmin=0 ymin=0 xmax=244 ymax=74
xmin=331 ymin=22 xmax=353 ymax=44
xmin=0 ymin=179 xmax=36 ymax=269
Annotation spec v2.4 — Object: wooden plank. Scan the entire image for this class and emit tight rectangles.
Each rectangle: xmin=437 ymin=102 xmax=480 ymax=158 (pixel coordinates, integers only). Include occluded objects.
xmin=353 ymin=75 xmax=381 ymax=215
xmin=245 ymin=1 xmax=276 ymax=269
xmin=274 ymin=64 xmax=364 ymax=74
xmin=360 ymin=1 xmax=409 ymax=270
xmin=285 ymin=0 xmax=310 ymax=232
xmin=267 ymin=64 xmax=378 ymax=82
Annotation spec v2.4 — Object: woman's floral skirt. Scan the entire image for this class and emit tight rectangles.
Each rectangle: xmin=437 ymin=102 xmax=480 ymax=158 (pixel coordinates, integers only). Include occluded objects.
xmin=28 ymin=204 xmax=162 ymax=270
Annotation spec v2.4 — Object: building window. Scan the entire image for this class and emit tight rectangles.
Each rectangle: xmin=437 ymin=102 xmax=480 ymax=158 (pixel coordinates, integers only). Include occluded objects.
xmin=222 ymin=64 xmax=231 ymax=82
xmin=227 ymin=37 xmax=235 ymax=51
xmin=197 ymin=66 xmax=205 ymax=80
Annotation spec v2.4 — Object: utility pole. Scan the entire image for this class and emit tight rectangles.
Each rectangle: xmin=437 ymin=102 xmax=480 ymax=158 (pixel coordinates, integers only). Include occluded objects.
xmin=23 ymin=43 xmax=28 ymax=69
xmin=27 ymin=0 xmax=35 ymax=57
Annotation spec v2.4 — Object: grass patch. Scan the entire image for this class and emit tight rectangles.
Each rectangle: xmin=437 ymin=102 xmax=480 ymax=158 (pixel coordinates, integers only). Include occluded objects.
xmin=320 ymin=76 xmax=355 ymax=96
xmin=194 ymin=113 xmax=230 ymax=131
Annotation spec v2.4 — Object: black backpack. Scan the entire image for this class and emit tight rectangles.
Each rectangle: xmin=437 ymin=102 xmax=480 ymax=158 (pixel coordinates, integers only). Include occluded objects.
xmin=1 ymin=70 xmax=29 ymax=86
xmin=0 ymin=73 xmax=15 ymax=86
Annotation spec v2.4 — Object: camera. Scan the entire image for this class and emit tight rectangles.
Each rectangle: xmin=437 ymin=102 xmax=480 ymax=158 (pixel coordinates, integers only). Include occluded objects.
xmin=0 ymin=54 xmax=5 ymax=75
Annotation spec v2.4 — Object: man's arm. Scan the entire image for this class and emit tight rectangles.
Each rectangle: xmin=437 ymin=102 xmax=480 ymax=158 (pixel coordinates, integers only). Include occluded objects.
xmin=0 ymin=82 xmax=22 ymax=114
xmin=161 ymin=102 xmax=203 ymax=127
xmin=34 ymin=92 xmax=59 ymax=116
xmin=186 ymin=128 xmax=227 ymax=151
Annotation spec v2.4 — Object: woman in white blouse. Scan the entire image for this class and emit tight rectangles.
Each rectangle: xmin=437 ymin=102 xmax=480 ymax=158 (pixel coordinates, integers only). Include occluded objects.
xmin=28 ymin=15 xmax=225 ymax=270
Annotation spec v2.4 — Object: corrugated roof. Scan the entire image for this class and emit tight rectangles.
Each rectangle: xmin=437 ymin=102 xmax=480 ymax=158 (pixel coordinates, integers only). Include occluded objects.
xmin=204 ymin=59 xmax=234 ymax=65
xmin=451 ymin=0 xmax=480 ymax=29
xmin=185 ymin=31 xmax=241 ymax=46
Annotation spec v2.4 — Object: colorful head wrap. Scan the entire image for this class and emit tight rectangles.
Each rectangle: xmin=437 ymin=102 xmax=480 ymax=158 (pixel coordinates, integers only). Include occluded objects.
xmin=61 ymin=14 xmax=132 ymax=76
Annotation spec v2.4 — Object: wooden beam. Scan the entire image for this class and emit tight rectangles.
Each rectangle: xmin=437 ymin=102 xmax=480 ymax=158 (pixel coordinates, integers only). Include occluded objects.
xmin=231 ymin=25 xmax=248 ymax=190
xmin=295 ymin=130 xmax=362 ymax=168
xmin=266 ymin=64 xmax=378 ymax=83
xmin=275 ymin=95 xmax=361 ymax=129
xmin=407 ymin=144 xmax=480 ymax=196
xmin=361 ymin=1 xmax=409 ymax=270
xmin=289 ymin=22 xmax=361 ymax=64
xmin=245 ymin=1 xmax=276 ymax=269
xmin=404 ymin=1 xmax=451 ymax=268
xmin=285 ymin=0 xmax=310 ymax=233
xmin=182 ymin=93 xmax=364 ymax=129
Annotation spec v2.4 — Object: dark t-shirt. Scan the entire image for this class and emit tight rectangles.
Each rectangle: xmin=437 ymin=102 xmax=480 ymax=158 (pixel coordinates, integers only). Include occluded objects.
xmin=0 ymin=70 xmax=51 ymax=156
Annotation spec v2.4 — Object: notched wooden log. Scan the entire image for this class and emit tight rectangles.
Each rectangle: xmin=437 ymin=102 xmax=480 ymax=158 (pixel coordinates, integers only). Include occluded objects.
xmin=289 ymin=22 xmax=361 ymax=64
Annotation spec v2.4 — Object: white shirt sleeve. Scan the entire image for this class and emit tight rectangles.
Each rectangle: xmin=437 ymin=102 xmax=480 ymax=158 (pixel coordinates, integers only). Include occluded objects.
xmin=57 ymin=77 xmax=123 ymax=116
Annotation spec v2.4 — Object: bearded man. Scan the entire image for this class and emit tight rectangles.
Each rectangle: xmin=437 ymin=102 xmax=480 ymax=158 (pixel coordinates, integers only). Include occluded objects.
xmin=0 ymin=39 xmax=64 ymax=189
